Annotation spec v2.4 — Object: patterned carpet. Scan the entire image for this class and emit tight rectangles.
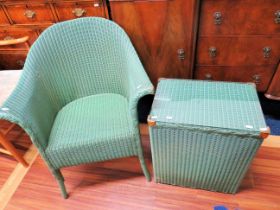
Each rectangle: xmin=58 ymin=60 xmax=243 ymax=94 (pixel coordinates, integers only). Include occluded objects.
xmin=265 ymin=115 xmax=280 ymax=135
xmin=258 ymin=94 xmax=280 ymax=136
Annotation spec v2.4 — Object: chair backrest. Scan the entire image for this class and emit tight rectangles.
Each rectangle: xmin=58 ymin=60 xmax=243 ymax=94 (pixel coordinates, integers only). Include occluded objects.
xmin=0 ymin=17 xmax=141 ymax=149
xmin=25 ymin=17 xmax=134 ymax=108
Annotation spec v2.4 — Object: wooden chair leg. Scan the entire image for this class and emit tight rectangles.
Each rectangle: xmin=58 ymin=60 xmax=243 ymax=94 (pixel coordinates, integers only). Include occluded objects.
xmin=0 ymin=131 xmax=28 ymax=167
xmin=3 ymin=123 xmax=17 ymax=136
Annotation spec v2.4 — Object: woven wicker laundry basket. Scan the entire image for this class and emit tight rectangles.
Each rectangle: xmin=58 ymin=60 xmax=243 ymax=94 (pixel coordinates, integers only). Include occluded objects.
xmin=148 ymin=79 xmax=269 ymax=193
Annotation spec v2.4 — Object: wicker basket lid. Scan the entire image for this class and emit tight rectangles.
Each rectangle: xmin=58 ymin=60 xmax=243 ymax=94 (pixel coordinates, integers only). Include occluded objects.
xmin=149 ymin=79 xmax=268 ymax=136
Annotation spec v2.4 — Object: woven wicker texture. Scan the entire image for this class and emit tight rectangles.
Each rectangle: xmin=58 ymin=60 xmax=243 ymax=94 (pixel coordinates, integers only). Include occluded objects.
xmin=150 ymin=127 xmax=262 ymax=193
xmin=0 ymin=17 xmax=153 ymax=198
xmin=46 ymin=94 xmax=137 ymax=169
xmin=151 ymin=79 xmax=267 ymax=135
xmin=149 ymin=79 xmax=265 ymax=193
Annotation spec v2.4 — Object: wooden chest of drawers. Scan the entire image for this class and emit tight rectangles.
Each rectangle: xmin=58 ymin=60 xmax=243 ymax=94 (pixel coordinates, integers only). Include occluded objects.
xmin=1 ymin=0 xmax=279 ymax=99
xmin=195 ymin=0 xmax=280 ymax=92
xmin=109 ymin=0 xmax=200 ymax=85
xmin=0 ymin=0 xmax=108 ymax=70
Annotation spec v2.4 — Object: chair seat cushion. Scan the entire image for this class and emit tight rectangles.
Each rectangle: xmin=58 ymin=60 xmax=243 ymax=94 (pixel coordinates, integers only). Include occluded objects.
xmin=45 ymin=93 xmax=138 ymax=169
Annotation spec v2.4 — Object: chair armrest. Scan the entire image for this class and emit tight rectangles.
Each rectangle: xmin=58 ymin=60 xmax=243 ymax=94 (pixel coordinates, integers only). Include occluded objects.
xmin=124 ymin=52 xmax=154 ymax=126
xmin=128 ymin=81 xmax=154 ymax=128
xmin=0 ymin=70 xmax=57 ymax=151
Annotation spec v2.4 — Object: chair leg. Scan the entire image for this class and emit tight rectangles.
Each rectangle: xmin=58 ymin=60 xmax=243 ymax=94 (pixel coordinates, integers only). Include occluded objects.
xmin=136 ymin=136 xmax=151 ymax=181
xmin=139 ymin=154 xmax=151 ymax=181
xmin=53 ymin=169 xmax=68 ymax=199
xmin=0 ymin=130 xmax=29 ymax=167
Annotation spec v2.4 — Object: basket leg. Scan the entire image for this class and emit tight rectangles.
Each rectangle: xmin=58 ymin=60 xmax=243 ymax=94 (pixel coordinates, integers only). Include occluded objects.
xmin=136 ymin=136 xmax=151 ymax=181
xmin=53 ymin=169 xmax=68 ymax=199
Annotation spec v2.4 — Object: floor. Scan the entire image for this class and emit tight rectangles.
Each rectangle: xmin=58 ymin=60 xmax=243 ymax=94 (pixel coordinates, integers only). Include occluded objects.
xmin=0 ymin=123 xmax=280 ymax=210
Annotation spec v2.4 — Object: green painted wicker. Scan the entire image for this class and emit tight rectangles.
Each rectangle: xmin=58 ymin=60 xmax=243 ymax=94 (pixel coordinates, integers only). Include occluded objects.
xmin=149 ymin=79 xmax=267 ymax=194
xmin=0 ymin=17 xmax=154 ymax=198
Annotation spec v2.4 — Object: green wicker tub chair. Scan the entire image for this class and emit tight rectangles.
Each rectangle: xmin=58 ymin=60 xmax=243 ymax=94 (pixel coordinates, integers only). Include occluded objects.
xmin=0 ymin=17 xmax=154 ymax=198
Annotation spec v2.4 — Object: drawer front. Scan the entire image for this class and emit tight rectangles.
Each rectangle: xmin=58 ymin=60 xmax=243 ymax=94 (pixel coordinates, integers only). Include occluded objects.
xmin=200 ymin=0 xmax=280 ymax=35
xmin=37 ymin=25 xmax=51 ymax=34
xmin=195 ymin=65 xmax=277 ymax=91
xmin=0 ymin=51 xmax=27 ymax=70
xmin=0 ymin=7 xmax=10 ymax=25
xmin=54 ymin=1 xmax=107 ymax=21
xmin=0 ymin=29 xmax=38 ymax=50
xmin=4 ymin=3 xmax=56 ymax=25
xmin=265 ymin=64 xmax=280 ymax=100
xmin=196 ymin=37 xmax=280 ymax=66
